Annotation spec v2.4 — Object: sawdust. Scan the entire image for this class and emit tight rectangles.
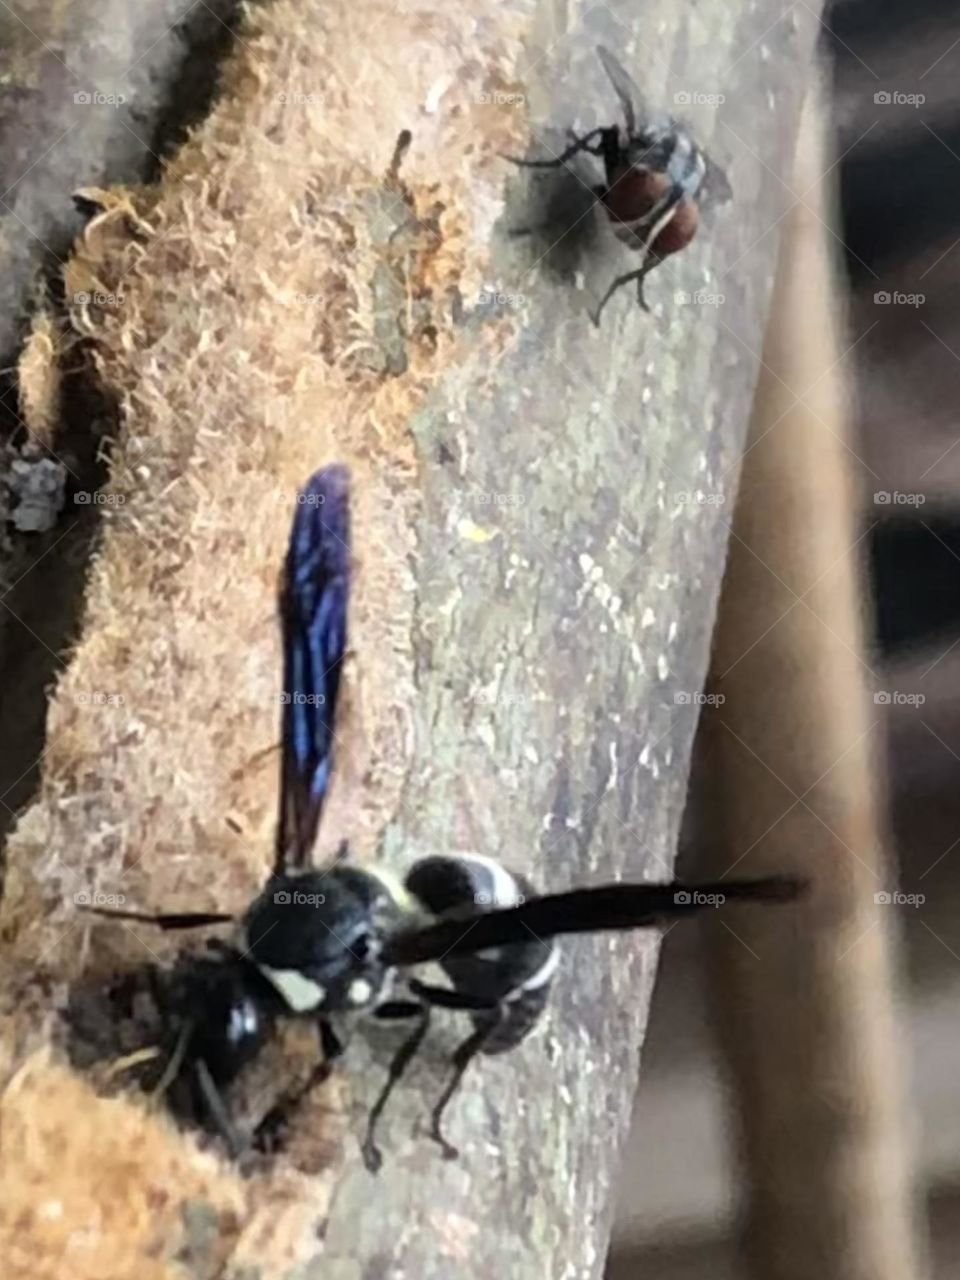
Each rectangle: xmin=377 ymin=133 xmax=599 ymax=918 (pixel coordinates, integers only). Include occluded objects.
xmin=0 ymin=1053 xmax=245 ymax=1280
xmin=16 ymin=313 xmax=65 ymax=446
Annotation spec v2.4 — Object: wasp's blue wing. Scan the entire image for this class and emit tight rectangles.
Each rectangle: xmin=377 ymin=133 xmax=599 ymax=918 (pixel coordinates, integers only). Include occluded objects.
xmin=275 ymin=465 xmax=351 ymax=874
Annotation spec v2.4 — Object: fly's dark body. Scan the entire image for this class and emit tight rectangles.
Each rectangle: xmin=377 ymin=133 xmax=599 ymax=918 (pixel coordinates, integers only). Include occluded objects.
xmin=83 ymin=464 xmax=799 ymax=1171
xmin=512 ymin=47 xmax=732 ymax=322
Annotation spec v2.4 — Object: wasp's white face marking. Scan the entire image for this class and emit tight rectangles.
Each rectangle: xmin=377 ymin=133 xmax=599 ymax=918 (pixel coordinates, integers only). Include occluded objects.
xmin=257 ymin=963 xmax=326 ymax=1013
xmin=348 ymin=978 xmax=374 ymax=1006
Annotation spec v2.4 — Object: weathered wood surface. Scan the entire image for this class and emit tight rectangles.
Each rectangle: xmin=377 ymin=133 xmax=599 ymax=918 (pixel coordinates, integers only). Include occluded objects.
xmin=0 ymin=2 xmax=821 ymax=1277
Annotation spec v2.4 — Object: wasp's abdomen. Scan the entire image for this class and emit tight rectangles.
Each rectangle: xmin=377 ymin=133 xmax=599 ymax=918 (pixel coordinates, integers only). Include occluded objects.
xmin=478 ymin=983 xmax=553 ymax=1054
xmin=405 ymin=854 xmax=558 ymax=1049
xmin=405 ymin=853 xmax=525 ymax=914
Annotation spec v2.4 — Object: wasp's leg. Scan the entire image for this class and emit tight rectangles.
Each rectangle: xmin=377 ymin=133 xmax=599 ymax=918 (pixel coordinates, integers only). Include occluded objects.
xmin=371 ymin=999 xmax=424 ymax=1019
xmin=428 ymin=1013 xmax=505 ymax=1160
xmin=362 ymin=1002 xmax=432 ymax=1174
xmin=504 ymin=126 xmax=607 ymax=169
xmin=194 ymin=1057 xmax=244 ymax=1158
xmin=406 ymin=978 xmax=499 ymax=1012
xmin=253 ymin=1019 xmax=343 ymax=1153
xmin=150 ymin=1018 xmax=194 ymax=1101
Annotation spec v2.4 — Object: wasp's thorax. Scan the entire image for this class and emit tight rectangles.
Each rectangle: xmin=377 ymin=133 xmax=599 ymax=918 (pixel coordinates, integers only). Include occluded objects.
xmin=242 ymin=868 xmax=403 ymax=1016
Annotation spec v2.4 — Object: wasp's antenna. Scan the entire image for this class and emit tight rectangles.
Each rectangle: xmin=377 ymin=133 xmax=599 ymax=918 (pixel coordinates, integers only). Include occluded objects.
xmin=79 ymin=905 xmax=234 ymax=931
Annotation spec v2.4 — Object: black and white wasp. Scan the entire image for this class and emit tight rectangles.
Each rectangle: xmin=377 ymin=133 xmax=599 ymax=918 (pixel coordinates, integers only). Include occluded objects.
xmin=512 ymin=47 xmax=732 ymax=322
xmin=83 ymin=465 xmax=799 ymax=1171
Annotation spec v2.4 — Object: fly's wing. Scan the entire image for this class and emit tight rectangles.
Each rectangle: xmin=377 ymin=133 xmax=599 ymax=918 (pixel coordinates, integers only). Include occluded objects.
xmin=698 ymin=150 xmax=733 ymax=214
xmin=596 ymin=45 xmax=641 ymax=135
xmin=382 ymin=876 xmax=802 ymax=967
xmin=275 ymin=465 xmax=351 ymax=875
xmin=596 ymin=46 xmax=675 ymax=142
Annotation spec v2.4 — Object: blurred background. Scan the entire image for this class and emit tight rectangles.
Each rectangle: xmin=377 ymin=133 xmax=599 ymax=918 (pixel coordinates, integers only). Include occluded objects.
xmin=608 ymin=3 xmax=960 ymax=1275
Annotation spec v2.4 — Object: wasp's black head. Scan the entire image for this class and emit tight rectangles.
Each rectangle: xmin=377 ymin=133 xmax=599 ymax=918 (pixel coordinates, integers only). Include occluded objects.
xmin=242 ymin=868 xmax=399 ymax=1016
xmin=164 ymin=951 xmax=280 ymax=1088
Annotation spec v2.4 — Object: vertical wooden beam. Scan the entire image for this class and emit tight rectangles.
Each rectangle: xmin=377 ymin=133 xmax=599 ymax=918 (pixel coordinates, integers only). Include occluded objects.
xmin=702 ymin=89 xmax=926 ymax=1280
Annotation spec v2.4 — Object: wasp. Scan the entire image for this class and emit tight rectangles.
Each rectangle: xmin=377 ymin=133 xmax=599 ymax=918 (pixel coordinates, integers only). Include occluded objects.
xmin=511 ymin=47 xmax=732 ymax=322
xmin=82 ymin=465 xmax=798 ymax=1171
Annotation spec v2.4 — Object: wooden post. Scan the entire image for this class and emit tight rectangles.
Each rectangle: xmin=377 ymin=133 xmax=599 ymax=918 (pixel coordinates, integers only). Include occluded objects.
xmin=0 ymin=2 xmax=823 ymax=1276
xmin=701 ymin=90 xmax=926 ymax=1280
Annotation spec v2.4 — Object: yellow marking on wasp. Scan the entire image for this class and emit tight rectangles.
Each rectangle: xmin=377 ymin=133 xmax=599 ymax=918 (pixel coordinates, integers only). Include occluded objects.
xmin=102 ymin=1046 xmax=162 ymax=1081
